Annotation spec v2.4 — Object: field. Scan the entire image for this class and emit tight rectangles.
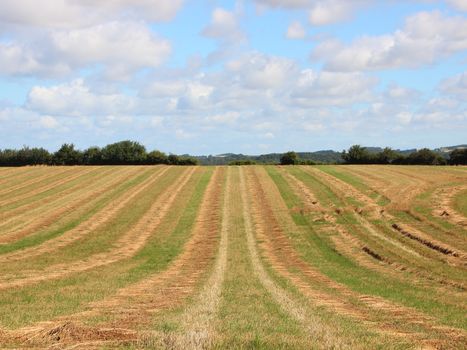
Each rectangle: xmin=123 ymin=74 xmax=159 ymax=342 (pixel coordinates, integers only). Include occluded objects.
xmin=0 ymin=165 xmax=465 ymax=349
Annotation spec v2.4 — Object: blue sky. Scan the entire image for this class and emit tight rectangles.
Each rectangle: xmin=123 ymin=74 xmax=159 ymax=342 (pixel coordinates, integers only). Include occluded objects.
xmin=0 ymin=0 xmax=466 ymax=155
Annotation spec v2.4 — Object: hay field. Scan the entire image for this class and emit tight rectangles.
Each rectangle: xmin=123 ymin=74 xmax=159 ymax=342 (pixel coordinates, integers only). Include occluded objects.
xmin=0 ymin=165 xmax=465 ymax=349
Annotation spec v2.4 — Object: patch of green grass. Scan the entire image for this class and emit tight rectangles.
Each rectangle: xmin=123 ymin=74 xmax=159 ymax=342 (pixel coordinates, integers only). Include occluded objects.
xmin=0 ymin=168 xmax=155 ymax=256
xmin=317 ymin=165 xmax=390 ymax=206
xmin=211 ymin=167 xmax=310 ymax=349
xmin=266 ymin=166 xmax=467 ymax=331
xmin=453 ymin=188 xmax=467 ymax=216
xmin=0 ymin=168 xmax=212 ymax=329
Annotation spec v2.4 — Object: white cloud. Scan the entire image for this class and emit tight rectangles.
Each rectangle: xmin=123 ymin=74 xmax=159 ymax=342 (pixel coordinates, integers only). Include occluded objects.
xmin=291 ymin=69 xmax=377 ymax=106
xmin=0 ymin=42 xmax=68 ymax=76
xmin=0 ymin=21 xmax=171 ymax=78
xmin=313 ymin=11 xmax=467 ymax=71
xmin=0 ymin=0 xmax=183 ymax=29
xmin=439 ymin=71 xmax=467 ymax=99
xmin=309 ymin=0 xmax=362 ymax=26
xmin=226 ymin=52 xmax=297 ymax=89
xmin=303 ymin=122 xmax=325 ymax=131
xmin=447 ymin=0 xmax=467 ymax=11
xmin=254 ymin=0 xmax=313 ymax=9
xmin=39 ymin=115 xmax=59 ymax=129
xmin=149 ymin=116 xmax=164 ymax=127
xmin=27 ymin=79 xmax=137 ymax=117
xmin=286 ymin=21 xmax=306 ymax=39
xmin=205 ymin=111 xmax=240 ymax=124
xmin=51 ymin=21 xmax=171 ymax=76
xmin=395 ymin=111 xmax=413 ymax=125
xmin=202 ymin=8 xmax=244 ymax=43
xmin=255 ymin=0 xmax=366 ymax=25
xmin=385 ymin=84 xmax=421 ymax=103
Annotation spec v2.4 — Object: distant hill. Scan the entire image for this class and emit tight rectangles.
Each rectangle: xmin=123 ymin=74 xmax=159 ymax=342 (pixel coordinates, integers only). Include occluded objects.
xmin=434 ymin=144 xmax=467 ymax=153
xmin=186 ymin=145 xmax=466 ymax=165
xmin=189 ymin=150 xmax=343 ymax=165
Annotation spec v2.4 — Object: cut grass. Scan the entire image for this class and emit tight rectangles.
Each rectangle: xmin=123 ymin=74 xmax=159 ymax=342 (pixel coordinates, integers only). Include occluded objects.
xmin=0 ymin=165 xmax=465 ymax=349
xmin=0 ymin=168 xmax=212 ymax=329
xmin=453 ymin=188 xmax=467 ymax=217
xmin=266 ymin=166 xmax=467 ymax=331
xmin=0 ymin=167 xmax=156 ymax=257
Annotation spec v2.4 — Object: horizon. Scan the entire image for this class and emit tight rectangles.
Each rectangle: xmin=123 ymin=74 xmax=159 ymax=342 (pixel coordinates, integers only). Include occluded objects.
xmin=0 ymin=1 xmax=466 ymax=155
xmin=2 ymin=140 xmax=466 ymax=157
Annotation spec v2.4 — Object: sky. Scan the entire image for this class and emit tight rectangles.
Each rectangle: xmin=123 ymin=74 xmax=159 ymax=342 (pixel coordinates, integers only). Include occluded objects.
xmin=0 ymin=0 xmax=466 ymax=155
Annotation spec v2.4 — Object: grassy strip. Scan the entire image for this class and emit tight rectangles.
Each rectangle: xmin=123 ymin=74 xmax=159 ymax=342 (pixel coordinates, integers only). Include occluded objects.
xmin=209 ymin=167 xmax=311 ymax=349
xmin=0 ymin=167 xmax=155 ymax=256
xmin=0 ymin=167 xmax=102 ymax=212
xmin=249 ymin=167 xmax=404 ymax=349
xmin=454 ymin=188 xmax=467 ymax=216
xmin=0 ymin=167 xmax=121 ymax=234
xmin=1 ymin=167 xmax=185 ymax=272
xmin=0 ymin=167 xmax=55 ymax=189
xmin=266 ymin=166 xmax=467 ymax=330
xmin=317 ymin=165 xmax=390 ymax=206
xmin=302 ymin=166 xmax=466 ymax=281
xmin=0 ymin=167 xmax=80 ymax=203
xmin=0 ymin=168 xmax=212 ymax=329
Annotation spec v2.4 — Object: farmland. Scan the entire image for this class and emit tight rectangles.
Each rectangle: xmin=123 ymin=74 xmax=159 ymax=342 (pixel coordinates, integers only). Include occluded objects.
xmin=0 ymin=165 xmax=465 ymax=349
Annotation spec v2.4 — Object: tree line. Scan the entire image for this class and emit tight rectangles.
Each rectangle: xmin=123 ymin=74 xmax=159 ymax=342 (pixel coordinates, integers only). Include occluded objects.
xmin=341 ymin=145 xmax=467 ymax=165
xmin=0 ymin=141 xmax=198 ymax=166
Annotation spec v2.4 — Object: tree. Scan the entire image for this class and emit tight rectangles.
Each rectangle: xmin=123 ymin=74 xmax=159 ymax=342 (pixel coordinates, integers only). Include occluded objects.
xmin=280 ymin=151 xmax=298 ymax=165
xmin=406 ymin=148 xmax=446 ymax=165
xmin=83 ymin=146 xmax=102 ymax=165
xmin=449 ymin=149 xmax=467 ymax=165
xmin=342 ymin=145 xmax=372 ymax=164
xmin=375 ymin=147 xmax=398 ymax=164
xmin=53 ymin=144 xmax=82 ymax=165
xmin=101 ymin=141 xmax=147 ymax=165
xmin=147 ymin=150 xmax=168 ymax=165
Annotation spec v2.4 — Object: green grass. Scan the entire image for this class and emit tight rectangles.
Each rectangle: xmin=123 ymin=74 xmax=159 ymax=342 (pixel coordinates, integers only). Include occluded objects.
xmin=454 ymin=188 xmax=467 ymax=216
xmin=0 ymin=165 xmax=465 ymax=349
xmin=316 ymin=165 xmax=390 ymax=206
xmin=0 ymin=168 xmax=212 ymax=329
xmin=0 ymin=168 xmax=155 ymax=256
xmin=266 ymin=166 xmax=467 ymax=331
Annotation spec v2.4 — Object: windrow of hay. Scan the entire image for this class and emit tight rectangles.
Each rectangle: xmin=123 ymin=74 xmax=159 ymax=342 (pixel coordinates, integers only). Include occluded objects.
xmin=0 ymin=166 xmax=169 ymax=263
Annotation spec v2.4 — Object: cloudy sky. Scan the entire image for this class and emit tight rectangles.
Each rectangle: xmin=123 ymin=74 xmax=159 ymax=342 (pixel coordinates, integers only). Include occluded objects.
xmin=0 ymin=0 xmax=466 ymax=155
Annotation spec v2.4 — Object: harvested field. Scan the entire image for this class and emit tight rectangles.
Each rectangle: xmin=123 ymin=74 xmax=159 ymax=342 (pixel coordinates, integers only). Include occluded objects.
xmin=0 ymin=165 xmax=465 ymax=349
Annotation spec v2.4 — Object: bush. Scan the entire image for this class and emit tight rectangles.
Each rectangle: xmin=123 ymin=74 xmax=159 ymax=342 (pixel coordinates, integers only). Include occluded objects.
xmin=449 ymin=149 xmax=467 ymax=165
xmin=280 ymin=151 xmax=298 ymax=165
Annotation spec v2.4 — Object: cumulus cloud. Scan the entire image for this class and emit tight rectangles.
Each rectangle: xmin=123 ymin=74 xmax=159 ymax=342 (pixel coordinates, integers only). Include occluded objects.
xmin=0 ymin=0 xmax=183 ymax=29
xmin=447 ymin=0 xmax=467 ymax=11
xmin=291 ymin=69 xmax=377 ymax=107
xmin=286 ymin=21 xmax=306 ymax=39
xmin=39 ymin=115 xmax=60 ymax=129
xmin=202 ymin=8 xmax=244 ymax=43
xmin=0 ymin=1 xmax=176 ymax=79
xmin=309 ymin=0 xmax=364 ymax=26
xmin=225 ymin=52 xmax=297 ymax=89
xmin=255 ymin=0 xmax=366 ymax=25
xmin=27 ymin=79 xmax=137 ymax=117
xmin=0 ymin=21 xmax=171 ymax=78
xmin=254 ymin=0 xmax=313 ymax=9
xmin=312 ymin=11 xmax=467 ymax=71
xmin=52 ymin=21 xmax=171 ymax=76
xmin=439 ymin=71 xmax=467 ymax=99
xmin=0 ymin=42 xmax=66 ymax=76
